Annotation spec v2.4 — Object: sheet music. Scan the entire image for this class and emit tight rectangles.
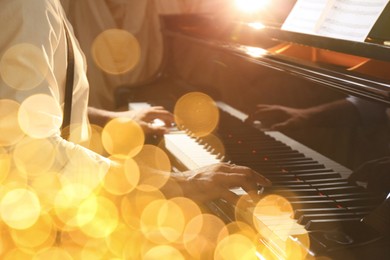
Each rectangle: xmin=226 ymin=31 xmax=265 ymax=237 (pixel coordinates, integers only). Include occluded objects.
xmin=282 ymin=0 xmax=389 ymax=42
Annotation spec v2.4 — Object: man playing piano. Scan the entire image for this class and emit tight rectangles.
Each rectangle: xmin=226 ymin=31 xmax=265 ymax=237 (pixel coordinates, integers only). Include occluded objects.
xmin=0 ymin=0 xmax=272 ymax=256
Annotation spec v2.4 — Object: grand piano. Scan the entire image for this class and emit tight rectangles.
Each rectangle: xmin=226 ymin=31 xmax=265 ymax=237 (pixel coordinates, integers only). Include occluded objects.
xmin=115 ymin=1 xmax=390 ymax=259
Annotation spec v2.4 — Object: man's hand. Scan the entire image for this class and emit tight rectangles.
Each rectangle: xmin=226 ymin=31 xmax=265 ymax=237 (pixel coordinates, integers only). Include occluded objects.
xmin=246 ymin=104 xmax=309 ymax=130
xmin=88 ymin=106 xmax=174 ymax=136
xmin=124 ymin=106 xmax=174 ymax=136
xmin=167 ymin=163 xmax=271 ymax=204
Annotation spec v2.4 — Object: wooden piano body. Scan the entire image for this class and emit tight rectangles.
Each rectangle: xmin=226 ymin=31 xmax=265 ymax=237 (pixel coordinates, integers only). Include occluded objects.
xmin=115 ymin=1 xmax=390 ymax=259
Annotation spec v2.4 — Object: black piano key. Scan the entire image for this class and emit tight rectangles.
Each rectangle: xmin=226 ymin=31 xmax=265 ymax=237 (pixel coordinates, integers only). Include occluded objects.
xmin=269 ymin=180 xmax=306 ymax=186
xmin=304 ymin=178 xmax=347 ymax=184
xmin=294 ymin=208 xmax=349 ymax=219
xmin=328 ymin=192 xmax=387 ymax=199
xmin=305 ymin=218 xmax=362 ymax=231
xmin=335 ymin=197 xmax=385 ymax=207
xmin=284 ymin=195 xmax=326 ymax=201
xmin=296 ymin=172 xmax=342 ymax=180
xmin=265 ymin=188 xmax=320 ymax=196
xmin=297 ymin=212 xmax=367 ymax=225
xmin=265 ymin=175 xmax=298 ymax=182
xmin=290 ymin=199 xmax=338 ymax=209
xmin=317 ymin=186 xmax=365 ymax=195
xmin=309 ymin=181 xmax=351 ymax=188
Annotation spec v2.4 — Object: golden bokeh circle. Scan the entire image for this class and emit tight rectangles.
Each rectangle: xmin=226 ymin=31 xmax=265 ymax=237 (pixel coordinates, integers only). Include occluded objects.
xmin=32 ymin=247 xmax=73 ymax=260
xmin=214 ymin=233 xmax=258 ymax=260
xmin=140 ymin=199 xmax=185 ymax=244
xmin=103 ymin=156 xmax=140 ymax=195
xmin=10 ymin=212 xmax=56 ymax=250
xmin=79 ymin=196 xmax=119 ymax=239
xmin=0 ymin=188 xmax=41 ymax=230
xmin=183 ymin=213 xmax=228 ymax=259
xmin=174 ymin=92 xmax=219 ymax=137
xmin=0 ymin=147 xmax=11 ymax=184
xmin=102 ymin=118 xmax=145 ymax=158
xmin=0 ymin=43 xmax=48 ymax=91
xmin=143 ymin=245 xmax=185 ymax=260
xmin=134 ymin=144 xmax=171 ymax=191
xmin=13 ymin=137 xmax=56 ymax=178
xmin=91 ymin=29 xmax=141 ymax=75
xmin=18 ymin=94 xmax=62 ymax=139
xmin=0 ymin=99 xmax=25 ymax=146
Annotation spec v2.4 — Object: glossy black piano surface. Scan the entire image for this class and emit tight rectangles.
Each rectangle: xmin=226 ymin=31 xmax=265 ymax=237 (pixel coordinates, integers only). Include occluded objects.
xmin=115 ymin=1 xmax=390 ymax=259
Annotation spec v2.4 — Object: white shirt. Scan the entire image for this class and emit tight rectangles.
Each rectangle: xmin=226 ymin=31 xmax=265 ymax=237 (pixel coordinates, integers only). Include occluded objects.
xmin=60 ymin=0 xmax=227 ymax=109
xmin=0 ymin=0 xmax=110 ymax=180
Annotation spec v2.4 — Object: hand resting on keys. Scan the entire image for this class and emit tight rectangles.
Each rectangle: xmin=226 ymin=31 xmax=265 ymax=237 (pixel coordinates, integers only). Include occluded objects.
xmin=161 ymin=163 xmax=272 ymax=204
xmin=245 ymin=99 xmax=359 ymax=130
xmin=88 ymin=106 xmax=175 ymax=135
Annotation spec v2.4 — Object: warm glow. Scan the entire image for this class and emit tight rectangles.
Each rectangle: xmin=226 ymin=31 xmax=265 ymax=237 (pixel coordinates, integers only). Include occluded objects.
xmin=140 ymin=199 xmax=185 ymax=244
xmin=10 ymin=212 xmax=56 ymax=250
xmin=18 ymin=94 xmax=62 ymax=139
xmin=0 ymin=99 xmax=24 ymax=146
xmin=0 ymin=147 xmax=11 ymax=184
xmin=0 ymin=188 xmax=41 ymax=230
xmin=0 ymin=43 xmax=48 ymax=91
xmin=214 ymin=234 xmax=258 ymax=260
xmin=13 ymin=137 xmax=56 ymax=178
xmin=248 ymin=22 xmax=265 ymax=30
xmin=102 ymin=117 xmax=145 ymax=158
xmin=174 ymin=92 xmax=219 ymax=137
xmin=92 ymin=29 xmax=141 ymax=75
xmin=242 ymin=46 xmax=267 ymax=58
xmin=183 ymin=213 xmax=229 ymax=259
xmin=143 ymin=245 xmax=185 ymax=260
xmin=103 ymin=156 xmax=140 ymax=195
xmin=235 ymin=0 xmax=269 ymax=13
xmin=133 ymin=144 xmax=171 ymax=191
xmin=79 ymin=196 xmax=119 ymax=238
xmin=33 ymin=247 xmax=73 ymax=260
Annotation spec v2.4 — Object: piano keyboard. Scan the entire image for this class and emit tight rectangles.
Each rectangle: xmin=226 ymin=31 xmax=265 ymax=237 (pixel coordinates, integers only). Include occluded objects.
xmin=130 ymin=101 xmax=386 ymax=258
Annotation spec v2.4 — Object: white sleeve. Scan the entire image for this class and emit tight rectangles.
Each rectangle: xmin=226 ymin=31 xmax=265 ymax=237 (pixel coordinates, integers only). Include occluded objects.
xmin=0 ymin=0 xmax=111 ymax=182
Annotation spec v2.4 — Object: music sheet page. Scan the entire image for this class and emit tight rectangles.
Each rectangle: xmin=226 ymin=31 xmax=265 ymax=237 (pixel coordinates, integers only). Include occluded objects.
xmin=282 ymin=0 xmax=389 ymax=42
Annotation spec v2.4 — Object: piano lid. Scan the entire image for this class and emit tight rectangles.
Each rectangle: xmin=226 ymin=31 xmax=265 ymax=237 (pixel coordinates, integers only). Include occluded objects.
xmin=160 ymin=0 xmax=390 ymax=105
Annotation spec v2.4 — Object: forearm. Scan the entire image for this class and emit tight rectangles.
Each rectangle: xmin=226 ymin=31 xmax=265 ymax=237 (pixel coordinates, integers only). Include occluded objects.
xmin=305 ymin=99 xmax=360 ymax=127
xmin=87 ymin=107 xmax=119 ymax=126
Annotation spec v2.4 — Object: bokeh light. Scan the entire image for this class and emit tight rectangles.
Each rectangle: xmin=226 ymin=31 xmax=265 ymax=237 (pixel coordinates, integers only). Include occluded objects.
xmin=32 ymin=247 xmax=73 ymax=260
xmin=140 ymin=199 xmax=185 ymax=244
xmin=0 ymin=148 xmax=11 ymax=184
xmin=0 ymin=43 xmax=48 ymax=91
xmin=10 ymin=212 xmax=56 ymax=250
xmin=235 ymin=0 xmax=269 ymax=13
xmin=0 ymin=188 xmax=41 ymax=230
xmin=79 ymin=196 xmax=119 ymax=239
xmin=30 ymin=171 xmax=62 ymax=212
xmin=183 ymin=213 xmax=228 ymax=259
xmin=13 ymin=137 xmax=56 ymax=178
xmin=174 ymin=92 xmax=219 ymax=137
xmin=53 ymin=183 xmax=95 ymax=230
xmin=0 ymin=99 xmax=25 ymax=146
xmin=18 ymin=94 xmax=62 ymax=139
xmin=68 ymin=124 xmax=106 ymax=155
xmin=214 ymin=233 xmax=258 ymax=260
xmin=143 ymin=245 xmax=185 ymax=260
xmin=103 ymin=156 xmax=140 ymax=195
xmin=91 ymin=29 xmax=141 ymax=75
xmin=120 ymin=188 xmax=166 ymax=229
xmin=134 ymin=144 xmax=171 ymax=191
xmin=102 ymin=117 xmax=145 ymax=158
